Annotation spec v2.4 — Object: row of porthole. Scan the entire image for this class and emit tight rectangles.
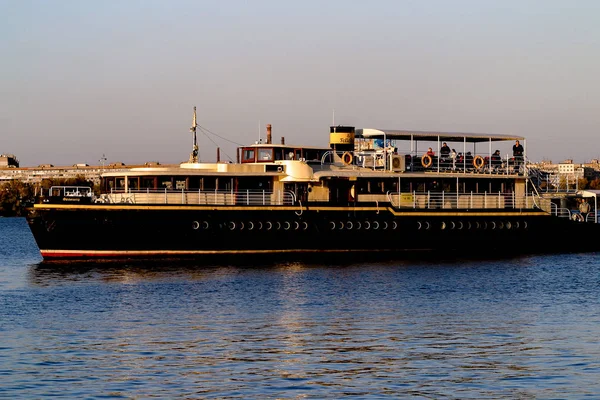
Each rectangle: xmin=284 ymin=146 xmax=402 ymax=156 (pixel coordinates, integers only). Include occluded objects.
xmin=193 ymin=220 xmax=310 ymax=231
xmin=435 ymin=220 xmax=527 ymax=230
xmin=193 ymin=219 xmax=528 ymax=232
xmin=329 ymin=221 xmax=398 ymax=230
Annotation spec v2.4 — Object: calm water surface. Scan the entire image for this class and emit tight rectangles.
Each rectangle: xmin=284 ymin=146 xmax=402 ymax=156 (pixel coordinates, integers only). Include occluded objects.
xmin=1 ymin=217 xmax=599 ymax=399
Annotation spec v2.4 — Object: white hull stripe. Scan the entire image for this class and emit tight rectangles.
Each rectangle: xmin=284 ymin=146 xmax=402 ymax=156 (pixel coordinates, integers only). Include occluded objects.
xmin=40 ymin=248 xmax=432 ymax=258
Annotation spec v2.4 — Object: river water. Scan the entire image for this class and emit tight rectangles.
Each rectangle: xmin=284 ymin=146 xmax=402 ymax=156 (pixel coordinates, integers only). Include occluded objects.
xmin=1 ymin=217 xmax=599 ymax=399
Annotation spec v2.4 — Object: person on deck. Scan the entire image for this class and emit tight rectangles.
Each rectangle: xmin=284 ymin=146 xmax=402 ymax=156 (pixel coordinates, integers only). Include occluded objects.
xmin=440 ymin=142 xmax=451 ymax=168
xmin=450 ymin=149 xmax=457 ymax=170
xmin=579 ymin=199 xmax=591 ymax=221
xmin=465 ymin=152 xmax=474 ymax=170
xmin=513 ymin=140 xmax=524 ymax=168
xmin=491 ymin=149 xmax=502 ymax=170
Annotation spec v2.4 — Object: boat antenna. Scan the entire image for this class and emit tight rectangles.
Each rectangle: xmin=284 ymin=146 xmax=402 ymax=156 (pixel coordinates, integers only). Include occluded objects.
xmin=189 ymin=106 xmax=198 ymax=163
xmin=99 ymin=153 xmax=107 ymax=171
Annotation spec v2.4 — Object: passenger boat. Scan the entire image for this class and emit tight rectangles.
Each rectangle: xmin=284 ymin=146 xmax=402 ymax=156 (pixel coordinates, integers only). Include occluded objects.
xmin=26 ymin=109 xmax=600 ymax=260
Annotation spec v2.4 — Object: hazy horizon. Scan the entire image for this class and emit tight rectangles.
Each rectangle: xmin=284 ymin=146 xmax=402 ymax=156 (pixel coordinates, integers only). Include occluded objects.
xmin=2 ymin=0 xmax=600 ymax=167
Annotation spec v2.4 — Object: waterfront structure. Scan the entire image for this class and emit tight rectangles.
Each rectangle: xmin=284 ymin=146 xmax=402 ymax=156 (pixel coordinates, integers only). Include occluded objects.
xmin=0 ymin=154 xmax=19 ymax=168
xmin=0 ymin=162 xmax=166 ymax=185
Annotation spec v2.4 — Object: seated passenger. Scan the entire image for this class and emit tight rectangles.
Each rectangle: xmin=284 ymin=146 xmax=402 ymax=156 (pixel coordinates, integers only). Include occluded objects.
xmin=465 ymin=152 xmax=474 ymax=169
xmin=491 ymin=150 xmax=502 ymax=169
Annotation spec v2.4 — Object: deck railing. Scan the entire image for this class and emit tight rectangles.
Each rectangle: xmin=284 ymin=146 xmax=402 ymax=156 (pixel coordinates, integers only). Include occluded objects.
xmin=99 ymin=189 xmax=296 ymax=206
xmin=386 ymin=191 xmax=545 ymax=210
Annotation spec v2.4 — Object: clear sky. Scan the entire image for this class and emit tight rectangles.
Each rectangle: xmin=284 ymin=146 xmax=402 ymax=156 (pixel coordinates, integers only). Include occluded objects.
xmin=2 ymin=0 xmax=600 ymax=166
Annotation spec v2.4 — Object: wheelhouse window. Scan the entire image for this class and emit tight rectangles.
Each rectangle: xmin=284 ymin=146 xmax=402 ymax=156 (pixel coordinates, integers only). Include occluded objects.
xmin=258 ymin=148 xmax=273 ymax=161
xmin=242 ymin=148 xmax=256 ymax=163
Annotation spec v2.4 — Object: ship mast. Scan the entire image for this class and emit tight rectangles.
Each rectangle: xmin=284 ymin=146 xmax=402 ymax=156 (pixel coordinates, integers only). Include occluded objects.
xmin=189 ymin=106 xmax=199 ymax=163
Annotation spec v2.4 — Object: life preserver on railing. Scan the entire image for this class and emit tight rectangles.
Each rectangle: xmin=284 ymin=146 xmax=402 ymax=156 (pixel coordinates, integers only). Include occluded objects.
xmin=342 ymin=152 xmax=353 ymax=165
xmin=421 ymin=154 xmax=433 ymax=168
xmin=473 ymin=155 xmax=485 ymax=169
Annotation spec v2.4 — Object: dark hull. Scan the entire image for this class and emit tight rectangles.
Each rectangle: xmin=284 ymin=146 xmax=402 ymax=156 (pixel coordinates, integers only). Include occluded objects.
xmin=26 ymin=204 xmax=600 ymax=261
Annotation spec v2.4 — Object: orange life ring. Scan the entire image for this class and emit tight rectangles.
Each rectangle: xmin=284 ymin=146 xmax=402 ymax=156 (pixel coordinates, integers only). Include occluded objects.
xmin=342 ymin=152 xmax=353 ymax=165
xmin=473 ymin=155 xmax=484 ymax=169
xmin=421 ymin=154 xmax=433 ymax=168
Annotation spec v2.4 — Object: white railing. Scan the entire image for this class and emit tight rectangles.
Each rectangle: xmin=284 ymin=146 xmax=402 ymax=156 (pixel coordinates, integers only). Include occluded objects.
xmin=99 ymin=188 xmax=296 ymax=206
xmin=387 ymin=191 xmax=539 ymax=210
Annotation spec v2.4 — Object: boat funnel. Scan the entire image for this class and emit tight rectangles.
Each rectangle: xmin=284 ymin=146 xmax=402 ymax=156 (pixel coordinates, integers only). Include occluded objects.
xmin=329 ymin=126 xmax=355 ymax=152
xmin=266 ymin=124 xmax=272 ymax=144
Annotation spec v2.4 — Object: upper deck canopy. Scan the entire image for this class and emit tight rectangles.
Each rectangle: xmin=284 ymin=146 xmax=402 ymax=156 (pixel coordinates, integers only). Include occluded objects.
xmin=356 ymin=129 xmax=524 ymax=143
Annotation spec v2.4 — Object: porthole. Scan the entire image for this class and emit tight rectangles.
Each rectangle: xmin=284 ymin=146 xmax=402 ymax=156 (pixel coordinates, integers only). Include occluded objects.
xmin=523 ymin=221 xmax=528 ymax=229
xmin=417 ymin=221 xmax=422 ymax=230
xmin=293 ymin=221 xmax=300 ymax=230
xmin=441 ymin=221 xmax=447 ymax=230
xmin=392 ymin=221 xmax=398 ymax=230
xmin=346 ymin=221 xmax=353 ymax=230
xmin=355 ymin=221 xmax=362 ymax=230
xmin=373 ymin=221 xmax=380 ymax=230
xmin=450 ymin=221 xmax=455 ymax=230
xmin=248 ymin=221 xmax=254 ymax=230
xmin=276 ymin=221 xmax=282 ymax=230
xmin=228 ymin=221 xmax=236 ymax=230
xmin=302 ymin=221 xmax=309 ymax=230
xmin=425 ymin=221 xmax=431 ymax=230
xmin=498 ymin=221 xmax=504 ymax=229
xmin=192 ymin=221 xmax=200 ymax=230
xmin=283 ymin=221 xmax=291 ymax=230
xmin=490 ymin=221 xmax=496 ymax=230
xmin=383 ymin=221 xmax=389 ymax=230
xmin=364 ymin=221 xmax=371 ymax=230
xmin=457 ymin=221 xmax=463 ymax=230
xmin=239 ymin=222 xmax=245 ymax=230
xmin=505 ymin=221 xmax=512 ymax=229
xmin=266 ymin=221 xmax=273 ymax=230
xmin=257 ymin=221 xmax=263 ymax=230
xmin=330 ymin=221 xmax=336 ymax=230
xmin=338 ymin=221 xmax=345 ymax=230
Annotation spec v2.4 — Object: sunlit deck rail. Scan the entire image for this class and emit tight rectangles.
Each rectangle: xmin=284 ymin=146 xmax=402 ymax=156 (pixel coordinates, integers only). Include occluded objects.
xmin=387 ymin=191 xmax=547 ymax=210
xmin=98 ymin=189 xmax=296 ymax=206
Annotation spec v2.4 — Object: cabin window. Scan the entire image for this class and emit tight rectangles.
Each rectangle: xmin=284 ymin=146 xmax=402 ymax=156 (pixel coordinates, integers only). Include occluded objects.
xmin=175 ymin=178 xmax=186 ymax=190
xmin=160 ymin=178 xmax=173 ymax=190
xmin=128 ymin=178 xmax=139 ymax=190
xmin=103 ymin=178 xmax=115 ymax=192
xmin=117 ymin=178 xmax=125 ymax=190
xmin=242 ymin=148 xmax=256 ymax=163
xmin=258 ymin=148 xmax=273 ymax=161
xmin=141 ymin=177 xmax=156 ymax=189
